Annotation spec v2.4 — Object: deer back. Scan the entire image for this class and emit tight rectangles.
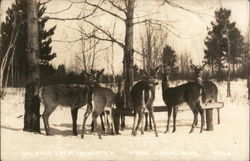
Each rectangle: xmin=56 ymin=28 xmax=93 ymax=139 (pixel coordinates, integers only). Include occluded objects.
xmin=92 ymin=86 xmax=116 ymax=109
xmin=131 ymin=80 xmax=155 ymax=107
xmin=162 ymin=82 xmax=203 ymax=107
xmin=203 ymin=81 xmax=218 ymax=101
xmin=41 ymin=85 xmax=90 ymax=107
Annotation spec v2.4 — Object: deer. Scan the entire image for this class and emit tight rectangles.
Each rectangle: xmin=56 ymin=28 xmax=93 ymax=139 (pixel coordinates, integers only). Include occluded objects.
xmin=161 ymin=66 xmax=206 ymax=133
xmin=41 ymin=69 xmax=108 ymax=136
xmin=190 ymin=60 xmax=220 ymax=124
xmin=80 ymin=83 xmax=116 ymax=139
xmin=115 ymin=78 xmax=126 ymax=131
xmin=131 ymin=66 xmax=160 ymax=137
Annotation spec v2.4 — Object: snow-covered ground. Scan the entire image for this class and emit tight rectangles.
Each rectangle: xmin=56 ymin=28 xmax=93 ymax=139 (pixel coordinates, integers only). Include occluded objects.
xmin=1 ymin=80 xmax=249 ymax=161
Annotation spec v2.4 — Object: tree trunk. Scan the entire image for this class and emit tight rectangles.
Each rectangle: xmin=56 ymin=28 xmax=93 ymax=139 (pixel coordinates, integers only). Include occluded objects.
xmin=232 ymin=62 xmax=235 ymax=79
xmin=248 ymin=73 xmax=250 ymax=100
xmin=23 ymin=0 xmax=40 ymax=133
xmin=248 ymin=0 xmax=250 ymax=100
xmin=211 ymin=58 xmax=214 ymax=77
xmin=146 ymin=21 xmax=152 ymax=70
xmin=123 ymin=0 xmax=134 ymax=109
xmin=226 ymin=30 xmax=231 ymax=97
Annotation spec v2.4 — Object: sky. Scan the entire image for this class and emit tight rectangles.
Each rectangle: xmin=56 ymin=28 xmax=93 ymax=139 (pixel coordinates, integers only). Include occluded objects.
xmin=1 ymin=0 xmax=249 ymax=74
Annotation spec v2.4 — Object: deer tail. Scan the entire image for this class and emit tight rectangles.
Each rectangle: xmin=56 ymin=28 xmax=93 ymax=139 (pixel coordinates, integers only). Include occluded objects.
xmin=38 ymin=87 xmax=44 ymax=105
xmin=144 ymin=89 xmax=153 ymax=109
xmin=199 ymin=85 xmax=206 ymax=103
xmin=142 ymin=90 xmax=146 ymax=109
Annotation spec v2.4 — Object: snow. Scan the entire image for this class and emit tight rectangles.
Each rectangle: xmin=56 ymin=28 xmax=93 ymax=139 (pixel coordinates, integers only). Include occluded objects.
xmin=1 ymin=80 xmax=249 ymax=161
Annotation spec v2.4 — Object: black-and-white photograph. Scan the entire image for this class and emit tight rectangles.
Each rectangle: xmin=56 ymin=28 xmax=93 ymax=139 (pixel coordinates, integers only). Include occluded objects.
xmin=1 ymin=0 xmax=249 ymax=160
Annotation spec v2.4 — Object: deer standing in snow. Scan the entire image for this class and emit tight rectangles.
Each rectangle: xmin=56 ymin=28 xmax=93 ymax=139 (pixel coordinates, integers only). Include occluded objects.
xmin=190 ymin=60 xmax=220 ymax=124
xmin=80 ymin=77 xmax=116 ymax=139
xmin=41 ymin=69 xmax=114 ymax=138
xmin=161 ymin=65 xmax=206 ymax=133
xmin=131 ymin=66 xmax=160 ymax=137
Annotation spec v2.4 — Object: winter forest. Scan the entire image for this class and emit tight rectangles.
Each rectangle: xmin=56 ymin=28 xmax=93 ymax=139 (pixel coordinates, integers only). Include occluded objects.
xmin=0 ymin=0 xmax=249 ymax=160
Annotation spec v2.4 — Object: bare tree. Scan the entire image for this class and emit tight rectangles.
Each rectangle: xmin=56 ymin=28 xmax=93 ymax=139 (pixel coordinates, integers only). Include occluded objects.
xmin=178 ymin=52 xmax=192 ymax=80
xmin=64 ymin=0 xmax=136 ymax=109
xmin=0 ymin=13 xmax=23 ymax=89
xmin=47 ymin=0 xmax=213 ymax=108
xmin=248 ymin=0 xmax=250 ymax=100
xmin=139 ymin=20 xmax=168 ymax=70
xmin=23 ymin=0 xmax=40 ymax=133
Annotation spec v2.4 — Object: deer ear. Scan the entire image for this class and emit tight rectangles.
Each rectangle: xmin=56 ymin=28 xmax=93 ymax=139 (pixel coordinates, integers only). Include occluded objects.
xmin=155 ymin=65 xmax=161 ymax=73
xmin=190 ymin=64 xmax=196 ymax=71
xmin=90 ymin=69 xmax=95 ymax=74
xmin=201 ymin=62 xmax=207 ymax=69
xmin=145 ymin=69 xmax=150 ymax=77
xmin=96 ymin=69 xmax=104 ymax=79
xmin=82 ymin=71 xmax=90 ymax=79
xmin=100 ymin=69 xmax=105 ymax=75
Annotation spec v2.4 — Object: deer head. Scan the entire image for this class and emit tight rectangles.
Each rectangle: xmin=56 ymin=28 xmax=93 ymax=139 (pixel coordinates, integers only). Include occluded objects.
xmin=190 ymin=59 xmax=206 ymax=79
xmin=83 ymin=69 xmax=104 ymax=86
xmin=140 ymin=66 xmax=161 ymax=86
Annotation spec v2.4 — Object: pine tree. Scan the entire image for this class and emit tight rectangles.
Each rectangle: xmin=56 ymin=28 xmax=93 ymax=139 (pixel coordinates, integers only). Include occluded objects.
xmin=162 ymin=45 xmax=178 ymax=79
xmin=0 ymin=0 xmax=56 ymax=87
xmin=204 ymin=7 xmax=247 ymax=79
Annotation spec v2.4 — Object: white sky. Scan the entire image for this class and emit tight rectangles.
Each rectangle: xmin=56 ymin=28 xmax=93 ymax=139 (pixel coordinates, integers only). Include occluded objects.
xmin=1 ymin=0 xmax=249 ymax=74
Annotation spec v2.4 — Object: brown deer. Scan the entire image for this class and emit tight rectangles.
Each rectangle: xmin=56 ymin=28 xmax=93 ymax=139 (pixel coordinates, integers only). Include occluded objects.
xmin=131 ymin=66 xmax=160 ymax=137
xmin=41 ymin=69 xmax=107 ymax=136
xmin=115 ymin=78 xmax=126 ymax=131
xmin=80 ymin=85 xmax=116 ymax=139
xmin=190 ymin=61 xmax=220 ymax=124
xmin=161 ymin=69 xmax=206 ymax=133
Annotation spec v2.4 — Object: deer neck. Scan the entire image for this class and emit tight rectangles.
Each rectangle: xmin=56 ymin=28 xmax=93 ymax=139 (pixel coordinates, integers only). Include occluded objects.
xmin=195 ymin=76 xmax=203 ymax=86
xmin=161 ymin=76 xmax=170 ymax=91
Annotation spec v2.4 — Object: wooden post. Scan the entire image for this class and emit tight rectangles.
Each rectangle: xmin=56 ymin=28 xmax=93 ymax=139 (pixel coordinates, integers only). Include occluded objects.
xmin=113 ymin=109 xmax=120 ymax=134
xmin=205 ymin=109 xmax=214 ymax=131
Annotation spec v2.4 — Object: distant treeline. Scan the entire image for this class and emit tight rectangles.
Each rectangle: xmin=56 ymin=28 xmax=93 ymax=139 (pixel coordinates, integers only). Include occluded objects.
xmin=5 ymin=62 xmax=248 ymax=88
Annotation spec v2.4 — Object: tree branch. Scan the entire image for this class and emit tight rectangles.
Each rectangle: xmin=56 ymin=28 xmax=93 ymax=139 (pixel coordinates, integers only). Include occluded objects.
xmin=53 ymin=38 xmax=86 ymax=43
xmin=45 ymin=2 xmax=73 ymax=14
xmin=163 ymin=0 xmax=204 ymax=16
xmin=48 ymin=5 xmax=98 ymax=21
xmin=72 ymin=20 xmax=125 ymax=48
xmin=108 ymin=0 xmax=127 ymax=14
xmin=84 ymin=0 xmax=125 ymax=21
xmin=40 ymin=0 xmax=52 ymax=5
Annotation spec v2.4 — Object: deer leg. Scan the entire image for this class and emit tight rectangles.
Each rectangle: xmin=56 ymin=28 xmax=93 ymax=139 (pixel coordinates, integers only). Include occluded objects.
xmin=194 ymin=118 xmax=198 ymax=126
xmin=92 ymin=111 xmax=102 ymax=139
xmin=217 ymin=109 xmax=220 ymax=124
xmin=110 ymin=108 xmax=116 ymax=135
xmin=165 ymin=106 xmax=172 ymax=133
xmin=91 ymin=113 xmax=104 ymax=132
xmin=149 ymin=114 xmax=152 ymax=130
xmin=100 ymin=112 xmax=105 ymax=131
xmin=121 ymin=115 xmax=125 ymax=131
xmin=103 ymin=111 xmax=108 ymax=134
xmin=81 ymin=105 xmax=92 ymax=139
xmin=140 ymin=109 xmax=145 ymax=135
xmin=71 ymin=108 xmax=79 ymax=136
xmin=144 ymin=112 xmax=148 ymax=131
xmin=131 ymin=110 xmax=138 ymax=136
xmin=107 ymin=112 xmax=110 ymax=129
xmin=197 ymin=103 xmax=205 ymax=133
xmin=189 ymin=108 xmax=198 ymax=134
xmin=42 ymin=105 xmax=56 ymax=136
xmin=91 ymin=121 xmax=94 ymax=132
xmin=149 ymin=111 xmax=158 ymax=137
xmin=172 ymin=107 xmax=178 ymax=133
xmin=134 ymin=111 xmax=142 ymax=136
